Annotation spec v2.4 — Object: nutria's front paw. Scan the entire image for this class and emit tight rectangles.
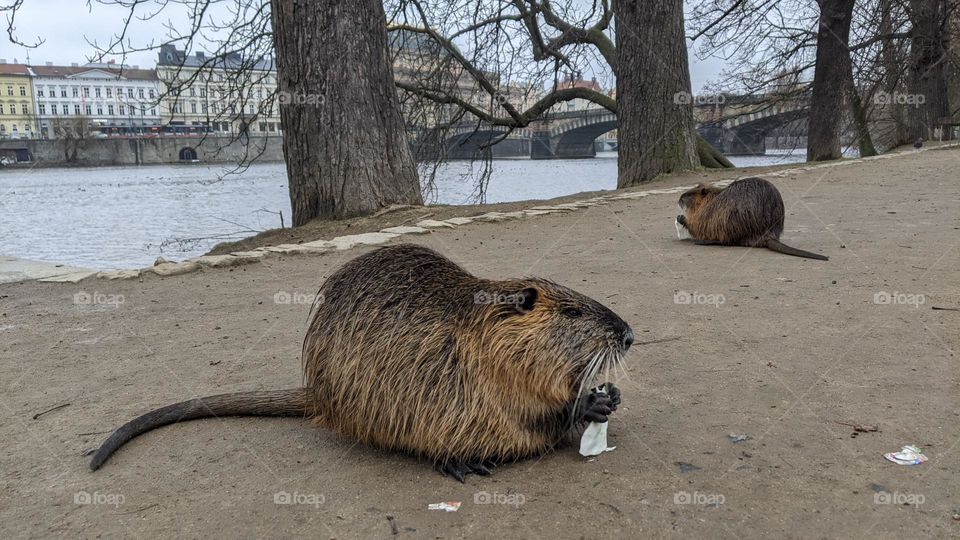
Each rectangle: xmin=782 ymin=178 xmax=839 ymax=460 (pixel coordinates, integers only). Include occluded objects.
xmin=602 ymin=382 xmax=621 ymax=411
xmin=580 ymin=384 xmax=620 ymax=423
xmin=676 ymin=215 xmax=687 ymax=226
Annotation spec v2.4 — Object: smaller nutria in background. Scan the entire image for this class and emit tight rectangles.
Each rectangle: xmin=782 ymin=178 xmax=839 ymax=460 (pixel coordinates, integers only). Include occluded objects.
xmin=675 ymin=177 xmax=828 ymax=260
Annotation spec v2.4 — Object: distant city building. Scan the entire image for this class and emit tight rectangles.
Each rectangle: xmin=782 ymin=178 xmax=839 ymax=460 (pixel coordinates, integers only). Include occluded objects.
xmin=551 ymin=74 xmax=606 ymax=113
xmin=0 ymin=61 xmax=37 ymax=139
xmin=29 ymin=62 xmax=160 ymax=139
xmin=156 ymin=44 xmax=281 ymax=135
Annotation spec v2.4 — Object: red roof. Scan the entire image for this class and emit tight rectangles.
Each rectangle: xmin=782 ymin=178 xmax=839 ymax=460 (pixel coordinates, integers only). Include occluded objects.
xmin=29 ymin=64 xmax=157 ymax=81
xmin=558 ymin=77 xmax=602 ymax=92
xmin=0 ymin=63 xmax=30 ymax=76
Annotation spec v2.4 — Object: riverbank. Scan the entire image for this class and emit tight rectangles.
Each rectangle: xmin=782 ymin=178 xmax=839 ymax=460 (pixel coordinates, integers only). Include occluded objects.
xmin=1 ymin=149 xmax=814 ymax=271
xmin=2 ymin=145 xmax=958 ymax=538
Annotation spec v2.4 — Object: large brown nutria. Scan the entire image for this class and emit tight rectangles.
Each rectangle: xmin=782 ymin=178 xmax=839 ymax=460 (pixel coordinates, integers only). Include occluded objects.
xmin=90 ymin=244 xmax=634 ymax=481
xmin=675 ymin=177 xmax=829 ymax=260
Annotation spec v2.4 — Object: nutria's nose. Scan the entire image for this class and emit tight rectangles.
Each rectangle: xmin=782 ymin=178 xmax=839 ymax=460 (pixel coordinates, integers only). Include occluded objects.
xmin=621 ymin=329 xmax=634 ymax=351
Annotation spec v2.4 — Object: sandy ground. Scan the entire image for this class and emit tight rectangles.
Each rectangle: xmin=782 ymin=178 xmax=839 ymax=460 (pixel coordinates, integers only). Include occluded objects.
xmin=1 ymin=148 xmax=959 ymax=539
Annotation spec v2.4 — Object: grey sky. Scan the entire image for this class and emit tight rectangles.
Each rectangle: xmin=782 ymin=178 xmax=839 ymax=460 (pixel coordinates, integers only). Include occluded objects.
xmin=2 ymin=0 xmax=726 ymax=91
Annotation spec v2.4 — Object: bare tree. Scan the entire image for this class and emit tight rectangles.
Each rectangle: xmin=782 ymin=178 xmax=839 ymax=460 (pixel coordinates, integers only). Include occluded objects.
xmin=388 ymin=0 xmax=731 ymax=192
xmin=272 ymin=0 xmax=422 ymax=224
xmin=5 ymin=0 xmax=422 ymax=224
xmin=51 ymin=115 xmax=93 ymax=162
xmin=808 ymin=0 xmax=857 ymax=161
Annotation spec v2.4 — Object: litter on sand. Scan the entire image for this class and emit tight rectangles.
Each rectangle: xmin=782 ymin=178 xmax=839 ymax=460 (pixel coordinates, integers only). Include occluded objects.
xmin=427 ymin=502 xmax=461 ymax=512
xmin=883 ymin=445 xmax=928 ymax=465
xmin=728 ymin=433 xmax=751 ymax=443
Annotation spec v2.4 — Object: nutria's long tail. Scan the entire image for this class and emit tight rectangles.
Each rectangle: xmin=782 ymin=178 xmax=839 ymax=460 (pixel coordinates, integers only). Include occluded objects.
xmin=765 ymin=239 xmax=829 ymax=261
xmin=90 ymin=388 xmax=308 ymax=471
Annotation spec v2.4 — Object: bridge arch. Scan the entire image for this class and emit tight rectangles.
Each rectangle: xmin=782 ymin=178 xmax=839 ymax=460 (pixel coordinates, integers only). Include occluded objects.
xmin=178 ymin=147 xmax=198 ymax=161
xmin=552 ymin=120 xmax=618 ymax=158
xmin=442 ymin=128 xmax=531 ymax=159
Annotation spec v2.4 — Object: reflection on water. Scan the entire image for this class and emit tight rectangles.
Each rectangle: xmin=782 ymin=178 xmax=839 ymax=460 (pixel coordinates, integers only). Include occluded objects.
xmin=0 ymin=149 xmax=809 ymax=270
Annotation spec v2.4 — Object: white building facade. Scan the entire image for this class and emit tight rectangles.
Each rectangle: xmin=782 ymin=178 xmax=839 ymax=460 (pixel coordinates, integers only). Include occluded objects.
xmin=30 ymin=63 xmax=160 ymax=138
xmin=156 ymin=45 xmax=281 ymax=135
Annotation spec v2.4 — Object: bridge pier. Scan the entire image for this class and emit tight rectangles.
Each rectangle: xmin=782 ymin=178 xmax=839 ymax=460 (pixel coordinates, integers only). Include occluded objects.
xmin=724 ymin=130 xmax=766 ymax=155
xmin=530 ymin=131 xmax=555 ymax=159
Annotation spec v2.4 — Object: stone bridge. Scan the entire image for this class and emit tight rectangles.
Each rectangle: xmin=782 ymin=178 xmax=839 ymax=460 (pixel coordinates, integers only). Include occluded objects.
xmin=433 ymin=93 xmax=809 ymax=159
xmin=694 ymin=94 xmax=810 ymax=155
xmin=436 ymin=109 xmax=617 ymax=160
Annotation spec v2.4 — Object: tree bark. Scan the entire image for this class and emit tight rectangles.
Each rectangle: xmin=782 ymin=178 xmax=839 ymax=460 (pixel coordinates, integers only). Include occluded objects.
xmin=880 ymin=0 xmax=912 ymax=147
xmin=271 ymin=0 xmax=422 ymax=226
xmin=844 ymin=62 xmax=879 ymax=156
xmin=615 ymin=0 xmax=699 ymax=187
xmin=908 ymin=0 xmax=952 ymax=141
xmin=807 ymin=0 xmax=856 ymax=162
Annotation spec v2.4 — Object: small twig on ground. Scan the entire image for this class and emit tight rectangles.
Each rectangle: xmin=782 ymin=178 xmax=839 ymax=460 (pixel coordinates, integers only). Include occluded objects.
xmin=33 ymin=403 xmax=70 ymax=420
xmin=835 ymin=421 xmax=880 ymax=438
xmin=118 ymin=503 xmax=159 ymax=515
xmin=932 ymin=306 xmax=959 ymax=311
xmin=373 ymin=204 xmax=419 ymax=217
xmin=386 ymin=515 xmax=399 ymax=535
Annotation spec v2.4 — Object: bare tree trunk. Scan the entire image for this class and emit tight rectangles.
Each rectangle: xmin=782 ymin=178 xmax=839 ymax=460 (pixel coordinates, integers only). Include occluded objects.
xmin=271 ymin=0 xmax=422 ymax=226
xmin=908 ymin=0 xmax=952 ymax=140
xmin=844 ymin=62 xmax=879 ymax=156
xmin=880 ymin=0 xmax=911 ymax=146
xmin=615 ymin=0 xmax=699 ymax=187
xmin=808 ymin=0 xmax=856 ymax=161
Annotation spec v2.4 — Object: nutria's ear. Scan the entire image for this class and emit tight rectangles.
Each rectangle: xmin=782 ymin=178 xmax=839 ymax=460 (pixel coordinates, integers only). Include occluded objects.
xmin=515 ymin=287 xmax=539 ymax=313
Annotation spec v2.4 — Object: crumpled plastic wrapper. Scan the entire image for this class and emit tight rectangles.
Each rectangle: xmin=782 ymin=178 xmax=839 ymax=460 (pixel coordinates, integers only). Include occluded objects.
xmin=675 ymin=218 xmax=692 ymax=240
xmin=579 ymin=386 xmax=617 ymax=457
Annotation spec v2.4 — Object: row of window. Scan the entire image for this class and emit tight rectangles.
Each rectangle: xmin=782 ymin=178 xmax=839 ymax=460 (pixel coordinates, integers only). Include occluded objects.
xmin=4 ymin=85 xmax=27 ymax=97
xmin=169 ymin=101 xmax=276 ymax=116
xmin=36 ymin=86 xmax=157 ymax=100
xmin=0 ymin=103 xmax=31 ymax=115
xmin=0 ymin=124 xmax=32 ymax=133
xmin=35 ymin=103 xmax=158 ymax=117
xmin=171 ymin=87 xmax=273 ymax=99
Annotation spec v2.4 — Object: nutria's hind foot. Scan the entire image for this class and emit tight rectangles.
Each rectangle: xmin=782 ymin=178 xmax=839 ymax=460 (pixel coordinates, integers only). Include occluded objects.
xmin=436 ymin=460 xmax=494 ymax=483
xmin=580 ymin=383 xmax=621 ymax=423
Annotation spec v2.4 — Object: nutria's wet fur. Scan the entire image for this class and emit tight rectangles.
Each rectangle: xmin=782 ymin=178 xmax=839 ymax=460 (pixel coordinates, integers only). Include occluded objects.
xmin=90 ymin=245 xmax=633 ymax=480
xmin=676 ymin=177 xmax=828 ymax=260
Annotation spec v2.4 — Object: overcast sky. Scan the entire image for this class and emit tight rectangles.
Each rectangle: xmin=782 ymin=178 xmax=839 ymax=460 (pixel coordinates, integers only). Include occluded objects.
xmin=2 ymin=0 xmax=727 ymax=92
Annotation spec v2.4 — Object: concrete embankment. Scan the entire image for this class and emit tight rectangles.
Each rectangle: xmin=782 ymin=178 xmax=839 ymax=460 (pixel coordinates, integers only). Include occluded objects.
xmin=0 ymin=135 xmax=284 ymax=167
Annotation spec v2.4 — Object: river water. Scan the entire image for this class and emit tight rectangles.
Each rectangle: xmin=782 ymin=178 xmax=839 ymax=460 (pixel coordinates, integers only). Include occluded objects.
xmin=0 ymin=150 xmax=807 ymax=270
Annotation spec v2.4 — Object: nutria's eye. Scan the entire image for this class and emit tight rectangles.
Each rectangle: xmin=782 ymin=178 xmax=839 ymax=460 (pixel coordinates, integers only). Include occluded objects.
xmin=564 ymin=308 xmax=582 ymax=318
